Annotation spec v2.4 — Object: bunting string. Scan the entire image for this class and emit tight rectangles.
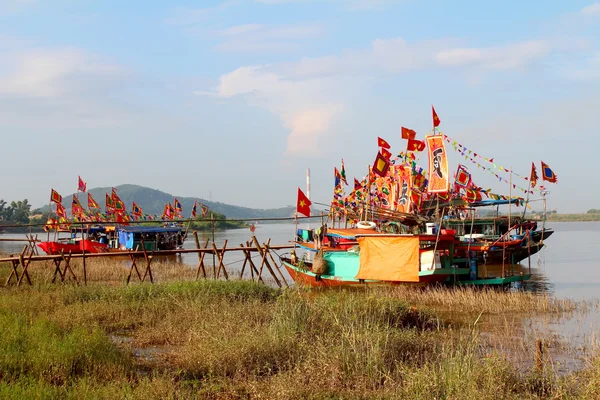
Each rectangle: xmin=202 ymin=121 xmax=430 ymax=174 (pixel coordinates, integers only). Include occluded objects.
xmin=442 ymin=133 xmax=534 ymax=195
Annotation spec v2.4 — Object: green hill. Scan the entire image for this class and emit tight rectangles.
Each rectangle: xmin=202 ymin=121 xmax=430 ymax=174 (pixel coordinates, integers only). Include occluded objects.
xmin=43 ymin=184 xmax=295 ymax=220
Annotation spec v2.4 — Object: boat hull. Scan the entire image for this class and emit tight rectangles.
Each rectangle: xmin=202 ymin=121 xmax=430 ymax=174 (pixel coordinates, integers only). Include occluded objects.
xmin=283 ymin=260 xmax=468 ymax=287
xmin=38 ymin=240 xmax=109 ymax=255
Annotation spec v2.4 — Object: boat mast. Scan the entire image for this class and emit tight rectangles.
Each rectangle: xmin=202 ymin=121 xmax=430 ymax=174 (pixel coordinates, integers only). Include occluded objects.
xmin=508 ymin=166 xmax=512 ymax=231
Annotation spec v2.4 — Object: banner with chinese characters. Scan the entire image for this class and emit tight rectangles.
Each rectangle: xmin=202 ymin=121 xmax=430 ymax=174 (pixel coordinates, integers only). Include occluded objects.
xmin=426 ymin=135 xmax=449 ymax=193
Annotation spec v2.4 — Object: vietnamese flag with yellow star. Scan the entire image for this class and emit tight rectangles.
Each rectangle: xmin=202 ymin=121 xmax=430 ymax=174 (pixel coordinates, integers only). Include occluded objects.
xmin=297 ymin=187 xmax=312 ymax=217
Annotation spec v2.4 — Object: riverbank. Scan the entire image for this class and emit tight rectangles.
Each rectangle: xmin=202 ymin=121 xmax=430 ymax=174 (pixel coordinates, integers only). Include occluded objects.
xmin=546 ymin=214 xmax=600 ymax=222
xmin=0 ymin=277 xmax=598 ymax=399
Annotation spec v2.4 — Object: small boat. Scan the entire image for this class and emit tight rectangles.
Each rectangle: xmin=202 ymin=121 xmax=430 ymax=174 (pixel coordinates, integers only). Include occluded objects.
xmin=38 ymin=224 xmax=185 ymax=255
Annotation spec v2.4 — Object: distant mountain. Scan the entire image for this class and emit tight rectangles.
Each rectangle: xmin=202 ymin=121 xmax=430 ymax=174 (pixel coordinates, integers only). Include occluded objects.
xmin=42 ymin=184 xmax=296 ymax=220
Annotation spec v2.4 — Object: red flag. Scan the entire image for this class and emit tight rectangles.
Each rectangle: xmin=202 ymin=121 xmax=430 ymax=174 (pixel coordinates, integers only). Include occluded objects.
xmin=401 ymin=127 xmax=416 ymax=140
xmin=432 ymin=105 xmax=441 ymax=128
xmin=88 ymin=193 xmax=100 ymax=209
xmin=407 ymin=138 xmax=426 ymax=152
xmin=50 ymin=189 xmax=62 ymax=204
xmin=55 ymin=203 xmax=67 ymax=218
xmin=78 ymin=176 xmax=87 ymax=192
xmin=354 ymin=178 xmax=362 ymax=190
xmin=296 ymin=187 xmax=312 ymax=217
xmin=372 ymin=152 xmax=390 ymax=177
xmin=132 ymin=202 xmax=143 ymax=217
xmin=530 ymin=162 xmax=538 ymax=188
xmin=377 ymin=137 xmax=391 ymax=149
xmin=380 ymin=147 xmax=392 ymax=160
xmin=540 ymin=161 xmax=557 ymax=183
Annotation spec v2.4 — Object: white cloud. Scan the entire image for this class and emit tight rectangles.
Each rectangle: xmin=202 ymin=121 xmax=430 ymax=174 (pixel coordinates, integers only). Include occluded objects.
xmin=581 ymin=2 xmax=600 ymax=16
xmin=201 ymin=35 xmax=584 ymax=156
xmin=436 ymin=40 xmax=552 ymax=70
xmin=213 ymin=66 xmax=345 ymax=155
xmin=0 ymin=0 xmax=36 ymax=15
xmin=0 ymin=48 xmax=123 ymax=97
xmin=213 ymin=23 xmax=325 ymax=53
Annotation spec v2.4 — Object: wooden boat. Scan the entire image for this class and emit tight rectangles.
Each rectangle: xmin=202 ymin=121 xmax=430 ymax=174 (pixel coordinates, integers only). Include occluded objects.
xmin=284 ymin=227 xmax=469 ymax=287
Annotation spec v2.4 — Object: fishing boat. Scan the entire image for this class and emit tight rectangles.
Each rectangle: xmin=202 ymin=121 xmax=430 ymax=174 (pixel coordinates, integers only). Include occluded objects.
xmin=282 ymin=227 xmax=469 ymax=287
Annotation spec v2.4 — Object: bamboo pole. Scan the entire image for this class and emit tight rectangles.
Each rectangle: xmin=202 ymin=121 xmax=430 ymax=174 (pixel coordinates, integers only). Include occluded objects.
xmin=264 ymin=240 xmax=288 ymax=287
xmin=252 ymin=236 xmax=281 ymax=287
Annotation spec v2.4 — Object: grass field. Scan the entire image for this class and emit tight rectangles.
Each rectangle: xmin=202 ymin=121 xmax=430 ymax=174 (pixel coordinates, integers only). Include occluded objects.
xmin=0 ymin=273 xmax=599 ymax=399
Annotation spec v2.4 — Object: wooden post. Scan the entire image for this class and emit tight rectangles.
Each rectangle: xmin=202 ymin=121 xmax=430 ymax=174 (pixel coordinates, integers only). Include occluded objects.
xmin=252 ymin=236 xmax=281 ymax=287
xmin=240 ymin=242 xmax=262 ymax=283
xmin=17 ymin=250 xmax=33 ymax=286
xmin=264 ymin=240 xmax=289 ymax=287
xmin=212 ymin=240 xmax=228 ymax=280
xmin=239 ymin=243 xmax=249 ymax=279
xmin=193 ymin=232 xmax=208 ymax=279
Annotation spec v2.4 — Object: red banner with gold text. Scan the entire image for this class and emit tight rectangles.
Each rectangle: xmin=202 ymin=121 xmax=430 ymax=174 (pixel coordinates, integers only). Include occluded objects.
xmin=426 ymin=135 xmax=449 ymax=193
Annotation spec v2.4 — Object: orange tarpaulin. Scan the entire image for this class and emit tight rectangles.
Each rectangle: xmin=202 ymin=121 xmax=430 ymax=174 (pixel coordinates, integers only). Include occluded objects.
xmin=355 ymin=236 xmax=420 ymax=282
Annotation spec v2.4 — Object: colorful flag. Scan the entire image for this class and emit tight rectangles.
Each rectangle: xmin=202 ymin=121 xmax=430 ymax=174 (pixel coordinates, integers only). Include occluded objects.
xmin=372 ymin=152 xmax=390 ymax=177
xmin=191 ymin=200 xmax=197 ymax=218
xmin=540 ymin=161 xmax=557 ymax=183
xmin=105 ymin=193 xmax=114 ymax=211
xmin=334 ymin=167 xmax=341 ymax=188
xmin=377 ymin=137 xmax=391 ymax=149
xmin=354 ymin=178 xmax=362 ymax=191
xmin=401 ymin=127 xmax=416 ymax=140
xmin=454 ymin=164 xmax=472 ymax=188
xmin=174 ymin=198 xmax=183 ymax=216
xmin=340 ymin=159 xmax=348 ymax=186
xmin=201 ymin=204 xmax=209 ymax=217
xmin=112 ymin=189 xmax=125 ymax=212
xmin=78 ymin=176 xmax=87 ymax=192
xmin=132 ymin=202 xmax=143 ymax=217
xmin=50 ymin=189 xmax=62 ymax=204
xmin=432 ymin=105 xmax=441 ymax=128
xmin=72 ymin=195 xmax=84 ymax=216
xmin=55 ymin=203 xmax=67 ymax=218
xmin=463 ymin=188 xmax=482 ymax=203
xmin=426 ymin=135 xmax=449 ymax=193
xmin=395 ymin=166 xmax=412 ymax=213
xmin=87 ymin=193 xmax=99 ymax=209
xmin=381 ymin=147 xmax=392 ymax=160
xmin=530 ymin=162 xmax=538 ymax=188
xmin=410 ymin=190 xmax=422 ymax=210
xmin=407 ymin=138 xmax=426 ymax=152
xmin=296 ymin=187 xmax=312 ymax=217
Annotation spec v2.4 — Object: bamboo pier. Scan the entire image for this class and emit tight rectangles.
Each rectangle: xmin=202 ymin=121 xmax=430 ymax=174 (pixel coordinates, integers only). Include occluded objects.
xmin=0 ymin=233 xmax=294 ymax=288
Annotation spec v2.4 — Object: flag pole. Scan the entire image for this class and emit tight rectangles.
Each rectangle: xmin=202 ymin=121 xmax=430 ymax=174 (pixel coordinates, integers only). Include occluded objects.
xmin=521 ymin=168 xmax=533 ymax=221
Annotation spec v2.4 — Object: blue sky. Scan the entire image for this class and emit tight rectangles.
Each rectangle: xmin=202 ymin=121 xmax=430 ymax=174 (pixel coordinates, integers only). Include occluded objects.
xmin=1 ymin=0 xmax=598 ymax=213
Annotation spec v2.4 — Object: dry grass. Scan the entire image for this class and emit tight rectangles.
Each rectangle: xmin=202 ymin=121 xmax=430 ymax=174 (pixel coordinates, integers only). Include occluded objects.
xmin=376 ymin=285 xmax=587 ymax=315
xmin=0 ymin=276 xmax=599 ymax=398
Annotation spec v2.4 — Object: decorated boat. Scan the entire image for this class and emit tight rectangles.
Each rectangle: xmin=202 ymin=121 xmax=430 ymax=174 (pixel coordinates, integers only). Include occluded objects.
xmin=289 ymin=107 xmax=556 ymax=287
xmin=283 ymin=227 xmax=469 ymax=287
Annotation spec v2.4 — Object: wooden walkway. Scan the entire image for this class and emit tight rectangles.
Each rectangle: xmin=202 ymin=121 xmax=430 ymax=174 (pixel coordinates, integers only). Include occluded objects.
xmin=0 ymin=232 xmax=294 ymax=287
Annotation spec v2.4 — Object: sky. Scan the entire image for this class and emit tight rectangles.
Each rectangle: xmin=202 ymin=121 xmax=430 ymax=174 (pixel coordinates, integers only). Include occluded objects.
xmin=0 ymin=0 xmax=598 ymax=213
